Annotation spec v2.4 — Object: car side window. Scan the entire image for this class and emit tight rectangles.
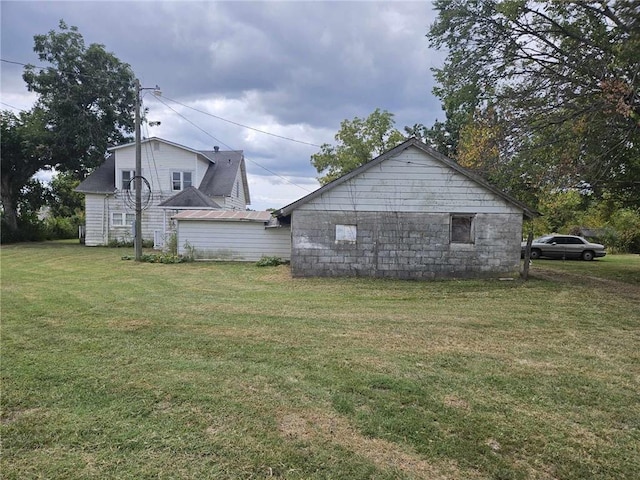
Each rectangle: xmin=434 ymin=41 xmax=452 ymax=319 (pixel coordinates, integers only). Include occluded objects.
xmin=567 ymin=237 xmax=584 ymax=244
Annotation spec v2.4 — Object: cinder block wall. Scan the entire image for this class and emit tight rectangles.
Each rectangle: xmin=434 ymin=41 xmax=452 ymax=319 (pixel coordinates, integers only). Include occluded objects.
xmin=290 ymin=211 xmax=522 ymax=279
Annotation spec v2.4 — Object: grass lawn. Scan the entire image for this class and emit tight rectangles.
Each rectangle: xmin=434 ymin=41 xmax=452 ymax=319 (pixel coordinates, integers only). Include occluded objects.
xmin=2 ymin=242 xmax=639 ymax=479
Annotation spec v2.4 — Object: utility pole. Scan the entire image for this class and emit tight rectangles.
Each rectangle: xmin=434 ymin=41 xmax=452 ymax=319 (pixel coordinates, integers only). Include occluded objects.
xmin=134 ymin=78 xmax=143 ymax=261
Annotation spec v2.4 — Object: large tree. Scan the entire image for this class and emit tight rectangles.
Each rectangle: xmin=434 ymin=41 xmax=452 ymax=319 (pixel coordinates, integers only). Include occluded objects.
xmin=0 ymin=109 xmax=51 ymax=232
xmin=1 ymin=21 xmax=137 ymax=238
xmin=311 ymin=109 xmax=406 ymax=184
xmin=428 ymin=0 xmax=640 ymax=206
xmin=22 ymin=20 xmax=137 ymax=177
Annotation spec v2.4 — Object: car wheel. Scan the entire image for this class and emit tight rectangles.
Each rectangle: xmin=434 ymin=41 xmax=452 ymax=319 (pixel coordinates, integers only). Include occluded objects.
xmin=530 ymin=249 xmax=541 ymax=260
xmin=582 ymin=250 xmax=594 ymax=261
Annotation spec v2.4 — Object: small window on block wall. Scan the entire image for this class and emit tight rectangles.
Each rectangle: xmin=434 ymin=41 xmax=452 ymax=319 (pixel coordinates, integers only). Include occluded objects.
xmin=335 ymin=224 xmax=357 ymax=244
xmin=450 ymin=215 xmax=475 ymax=244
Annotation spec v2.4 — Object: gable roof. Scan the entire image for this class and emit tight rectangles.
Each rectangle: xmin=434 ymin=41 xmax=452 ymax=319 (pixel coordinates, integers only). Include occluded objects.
xmin=75 ymin=137 xmax=249 ymax=205
xmin=76 ymin=154 xmax=116 ymax=194
xmin=198 ymin=150 xmax=250 ymax=203
xmin=274 ymin=138 xmax=538 ymax=219
xmin=158 ymin=186 xmax=222 ymax=209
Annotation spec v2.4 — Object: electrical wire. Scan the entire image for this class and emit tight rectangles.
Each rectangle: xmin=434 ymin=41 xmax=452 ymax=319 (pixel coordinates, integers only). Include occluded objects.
xmin=151 ymin=94 xmax=313 ymax=193
xmin=158 ymin=94 xmax=323 ymax=148
xmin=2 ymin=58 xmax=324 ymax=149
xmin=3 ymin=56 xmax=318 ymax=193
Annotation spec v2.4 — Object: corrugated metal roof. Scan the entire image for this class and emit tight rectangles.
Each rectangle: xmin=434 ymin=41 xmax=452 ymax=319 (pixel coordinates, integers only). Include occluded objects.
xmin=173 ymin=210 xmax=273 ymax=222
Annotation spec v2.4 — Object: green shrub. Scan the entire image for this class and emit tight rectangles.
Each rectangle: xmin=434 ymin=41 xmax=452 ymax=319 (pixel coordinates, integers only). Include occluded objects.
xmin=108 ymin=238 xmax=154 ymax=248
xmin=256 ymin=256 xmax=287 ymax=267
xmin=122 ymin=252 xmax=193 ymax=264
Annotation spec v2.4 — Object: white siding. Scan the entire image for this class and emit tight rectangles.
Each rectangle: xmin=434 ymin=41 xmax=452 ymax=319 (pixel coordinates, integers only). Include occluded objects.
xmin=298 ymin=147 xmax=520 ymax=215
xmin=84 ymin=194 xmax=109 ymax=246
xmin=99 ymin=191 xmax=177 ymax=245
xmin=177 ymin=221 xmax=291 ymax=261
xmin=114 ymin=141 xmax=210 ymax=195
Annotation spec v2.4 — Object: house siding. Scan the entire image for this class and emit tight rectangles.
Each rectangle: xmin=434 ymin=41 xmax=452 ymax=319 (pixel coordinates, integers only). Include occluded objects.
xmin=84 ymin=194 xmax=109 ymax=246
xmin=295 ymin=149 xmax=521 ymax=215
xmin=177 ymin=221 xmax=291 ymax=261
xmin=114 ymin=141 xmax=210 ymax=194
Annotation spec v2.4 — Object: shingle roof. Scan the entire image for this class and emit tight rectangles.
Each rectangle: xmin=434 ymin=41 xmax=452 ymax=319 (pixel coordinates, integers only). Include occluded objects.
xmin=198 ymin=150 xmax=250 ymax=203
xmin=75 ymin=154 xmax=116 ymax=194
xmin=158 ymin=186 xmax=222 ymax=208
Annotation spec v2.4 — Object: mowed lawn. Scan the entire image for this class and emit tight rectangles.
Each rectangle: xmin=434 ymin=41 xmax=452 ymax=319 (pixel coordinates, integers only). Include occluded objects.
xmin=1 ymin=242 xmax=639 ymax=480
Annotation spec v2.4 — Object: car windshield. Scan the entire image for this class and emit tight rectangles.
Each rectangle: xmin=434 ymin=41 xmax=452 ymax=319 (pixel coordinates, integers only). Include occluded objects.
xmin=534 ymin=236 xmax=554 ymax=243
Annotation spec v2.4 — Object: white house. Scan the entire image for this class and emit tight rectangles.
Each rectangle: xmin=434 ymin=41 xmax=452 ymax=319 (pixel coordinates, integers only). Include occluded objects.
xmin=76 ymin=137 xmax=250 ymax=247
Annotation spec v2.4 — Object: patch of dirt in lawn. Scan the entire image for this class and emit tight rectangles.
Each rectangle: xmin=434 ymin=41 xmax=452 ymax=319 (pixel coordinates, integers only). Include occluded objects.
xmin=278 ymin=409 xmax=481 ymax=479
xmin=1 ymin=407 xmax=42 ymax=425
xmin=107 ymin=318 xmax=154 ymax=331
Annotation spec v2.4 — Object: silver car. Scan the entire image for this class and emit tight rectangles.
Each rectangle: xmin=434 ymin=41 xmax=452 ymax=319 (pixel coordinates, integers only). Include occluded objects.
xmin=522 ymin=235 xmax=606 ymax=261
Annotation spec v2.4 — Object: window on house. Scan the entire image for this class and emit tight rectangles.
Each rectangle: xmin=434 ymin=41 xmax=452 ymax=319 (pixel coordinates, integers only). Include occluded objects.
xmin=112 ymin=212 xmax=135 ymax=227
xmin=121 ymin=170 xmax=136 ymax=190
xmin=335 ymin=224 xmax=357 ymax=244
xmin=172 ymin=171 xmax=193 ymax=191
xmin=450 ymin=215 xmax=475 ymax=244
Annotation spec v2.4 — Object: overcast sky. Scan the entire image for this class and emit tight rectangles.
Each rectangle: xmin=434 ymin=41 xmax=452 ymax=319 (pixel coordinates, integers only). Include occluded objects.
xmin=1 ymin=1 xmax=445 ymax=210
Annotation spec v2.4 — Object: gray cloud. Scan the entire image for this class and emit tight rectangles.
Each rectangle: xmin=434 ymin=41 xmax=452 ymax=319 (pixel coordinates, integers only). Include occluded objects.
xmin=1 ymin=1 xmax=445 ymax=210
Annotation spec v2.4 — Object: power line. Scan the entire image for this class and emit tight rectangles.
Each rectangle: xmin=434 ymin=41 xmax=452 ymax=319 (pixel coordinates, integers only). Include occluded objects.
xmin=2 ymin=57 xmax=325 ymax=149
xmin=0 ymin=101 xmax=25 ymax=112
xmin=152 ymin=95 xmax=313 ymax=193
xmin=159 ymin=94 xmax=323 ymax=148
xmin=3 ymin=56 xmax=318 ymax=192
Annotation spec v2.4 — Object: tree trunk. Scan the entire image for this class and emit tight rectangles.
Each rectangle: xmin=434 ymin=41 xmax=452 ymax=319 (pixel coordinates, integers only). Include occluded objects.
xmin=521 ymin=230 xmax=534 ymax=281
xmin=1 ymin=191 xmax=18 ymax=233
xmin=0 ymin=173 xmax=19 ymax=233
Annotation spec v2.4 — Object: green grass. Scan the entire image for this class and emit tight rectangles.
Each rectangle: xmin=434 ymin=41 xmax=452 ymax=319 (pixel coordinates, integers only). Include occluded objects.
xmin=2 ymin=242 xmax=639 ymax=479
xmin=528 ymin=254 xmax=640 ymax=285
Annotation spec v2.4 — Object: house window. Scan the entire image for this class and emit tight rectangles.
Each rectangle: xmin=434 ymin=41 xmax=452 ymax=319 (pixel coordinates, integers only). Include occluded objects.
xmin=172 ymin=171 xmax=193 ymax=191
xmin=112 ymin=212 xmax=135 ymax=227
xmin=451 ymin=215 xmax=475 ymax=244
xmin=121 ymin=170 xmax=136 ymax=190
xmin=336 ymin=224 xmax=357 ymax=244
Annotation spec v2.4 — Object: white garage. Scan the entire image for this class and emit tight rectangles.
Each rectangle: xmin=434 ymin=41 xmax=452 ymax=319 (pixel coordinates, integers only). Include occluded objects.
xmin=174 ymin=210 xmax=291 ymax=261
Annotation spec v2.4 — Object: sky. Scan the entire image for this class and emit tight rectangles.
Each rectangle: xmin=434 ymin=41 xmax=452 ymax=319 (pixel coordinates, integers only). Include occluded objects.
xmin=1 ymin=1 xmax=445 ymax=211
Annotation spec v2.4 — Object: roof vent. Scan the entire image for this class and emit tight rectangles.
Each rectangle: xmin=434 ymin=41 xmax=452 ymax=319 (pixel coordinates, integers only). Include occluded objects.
xmin=214 ymin=146 xmax=219 ymax=152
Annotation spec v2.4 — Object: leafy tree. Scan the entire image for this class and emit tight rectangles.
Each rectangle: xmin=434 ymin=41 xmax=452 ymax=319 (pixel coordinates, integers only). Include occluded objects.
xmin=428 ymin=0 xmax=640 ymax=206
xmin=48 ymin=171 xmax=84 ymax=218
xmin=1 ymin=21 xmax=137 ymax=240
xmin=22 ymin=20 xmax=136 ymax=177
xmin=311 ymin=109 xmax=406 ymax=185
xmin=0 ymin=109 xmax=51 ymax=233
